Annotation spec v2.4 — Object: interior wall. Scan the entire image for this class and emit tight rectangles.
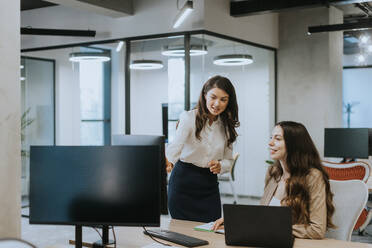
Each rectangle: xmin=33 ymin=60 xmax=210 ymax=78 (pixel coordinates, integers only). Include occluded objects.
xmin=21 ymin=0 xmax=205 ymax=50
xmin=0 ymin=0 xmax=21 ymax=238
xmin=204 ymin=0 xmax=278 ymax=48
xmin=277 ymin=6 xmax=343 ymax=155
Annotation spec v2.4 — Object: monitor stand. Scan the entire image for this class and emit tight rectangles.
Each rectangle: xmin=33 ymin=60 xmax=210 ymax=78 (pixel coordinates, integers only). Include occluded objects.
xmin=74 ymin=225 xmax=115 ymax=248
xmin=75 ymin=225 xmax=83 ymax=248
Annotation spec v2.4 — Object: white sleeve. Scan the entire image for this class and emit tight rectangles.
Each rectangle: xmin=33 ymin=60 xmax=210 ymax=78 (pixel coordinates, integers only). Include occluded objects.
xmin=219 ymin=143 xmax=234 ymax=174
xmin=165 ymin=111 xmax=192 ymax=165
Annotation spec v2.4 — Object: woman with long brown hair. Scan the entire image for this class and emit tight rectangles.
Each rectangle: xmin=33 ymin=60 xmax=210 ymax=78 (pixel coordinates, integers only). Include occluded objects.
xmin=213 ymin=121 xmax=335 ymax=239
xmin=166 ymin=75 xmax=239 ymax=222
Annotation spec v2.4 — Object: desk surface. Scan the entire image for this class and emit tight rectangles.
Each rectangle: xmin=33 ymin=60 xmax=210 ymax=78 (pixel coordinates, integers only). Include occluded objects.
xmin=113 ymin=218 xmax=372 ymax=248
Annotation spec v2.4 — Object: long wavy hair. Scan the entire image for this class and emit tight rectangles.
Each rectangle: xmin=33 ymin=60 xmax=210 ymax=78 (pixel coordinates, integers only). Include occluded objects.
xmin=195 ymin=76 xmax=239 ymax=147
xmin=267 ymin=121 xmax=335 ymax=228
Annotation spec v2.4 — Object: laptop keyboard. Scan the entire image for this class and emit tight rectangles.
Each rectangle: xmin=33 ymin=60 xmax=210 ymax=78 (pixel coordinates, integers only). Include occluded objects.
xmin=144 ymin=229 xmax=209 ymax=247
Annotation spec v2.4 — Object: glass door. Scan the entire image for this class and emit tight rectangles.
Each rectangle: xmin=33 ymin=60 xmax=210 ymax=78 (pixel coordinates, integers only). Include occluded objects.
xmin=21 ymin=56 xmax=55 ymax=204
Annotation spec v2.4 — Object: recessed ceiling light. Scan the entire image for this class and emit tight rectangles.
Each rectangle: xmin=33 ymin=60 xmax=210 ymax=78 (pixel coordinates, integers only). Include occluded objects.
xmin=129 ymin=60 xmax=164 ymax=70
xmin=161 ymin=45 xmax=207 ymax=56
xmin=20 ymin=77 xmax=26 ymax=81
xmin=213 ymin=54 xmax=253 ymax=66
xmin=69 ymin=52 xmax=111 ymax=62
xmin=20 ymin=65 xmax=24 ymax=69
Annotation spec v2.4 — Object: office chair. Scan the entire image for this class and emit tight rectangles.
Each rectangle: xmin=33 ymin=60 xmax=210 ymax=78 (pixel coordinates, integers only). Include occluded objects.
xmin=325 ymin=180 xmax=368 ymax=241
xmin=322 ymin=160 xmax=370 ymax=182
xmin=218 ymin=153 xmax=240 ymax=204
xmin=322 ymin=160 xmax=372 ymax=234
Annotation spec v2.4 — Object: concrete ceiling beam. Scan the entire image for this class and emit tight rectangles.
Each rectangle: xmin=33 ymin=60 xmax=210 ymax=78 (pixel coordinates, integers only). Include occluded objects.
xmin=230 ymin=0 xmax=372 ymax=17
xmin=44 ymin=0 xmax=133 ymax=18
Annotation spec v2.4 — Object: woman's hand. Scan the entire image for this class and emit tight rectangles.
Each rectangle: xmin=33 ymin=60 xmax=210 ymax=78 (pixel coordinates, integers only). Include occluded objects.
xmin=212 ymin=217 xmax=224 ymax=231
xmin=208 ymin=160 xmax=221 ymax=174
xmin=166 ymin=158 xmax=174 ymax=173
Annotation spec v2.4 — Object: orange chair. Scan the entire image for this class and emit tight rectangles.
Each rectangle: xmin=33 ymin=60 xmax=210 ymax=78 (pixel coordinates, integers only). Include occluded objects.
xmin=322 ymin=160 xmax=372 ymax=235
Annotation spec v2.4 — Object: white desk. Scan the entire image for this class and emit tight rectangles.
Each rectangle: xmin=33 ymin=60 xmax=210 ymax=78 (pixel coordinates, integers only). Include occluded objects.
xmin=112 ymin=218 xmax=372 ymax=248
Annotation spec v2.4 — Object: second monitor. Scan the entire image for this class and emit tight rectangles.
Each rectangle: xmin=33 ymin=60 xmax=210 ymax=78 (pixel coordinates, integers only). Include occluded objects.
xmin=112 ymin=134 xmax=168 ymax=215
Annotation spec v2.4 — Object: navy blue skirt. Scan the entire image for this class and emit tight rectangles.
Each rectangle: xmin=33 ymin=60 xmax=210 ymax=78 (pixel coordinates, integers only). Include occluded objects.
xmin=168 ymin=160 xmax=221 ymax=223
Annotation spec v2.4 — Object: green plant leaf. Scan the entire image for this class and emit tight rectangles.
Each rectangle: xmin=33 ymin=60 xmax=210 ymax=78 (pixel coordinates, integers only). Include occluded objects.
xmin=265 ymin=160 xmax=274 ymax=165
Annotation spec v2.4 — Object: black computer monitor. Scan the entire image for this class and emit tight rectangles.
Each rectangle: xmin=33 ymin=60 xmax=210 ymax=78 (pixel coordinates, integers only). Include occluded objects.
xmin=30 ymin=145 xmax=161 ymax=247
xmin=324 ymin=128 xmax=372 ymax=159
xmin=111 ymin=135 xmax=168 ymax=215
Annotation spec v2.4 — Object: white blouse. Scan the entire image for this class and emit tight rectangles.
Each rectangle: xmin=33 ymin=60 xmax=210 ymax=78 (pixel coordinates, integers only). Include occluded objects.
xmin=269 ymin=197 xmax=282 ymax=206
xmin=166 ymin=109 xmax=233 ymax=174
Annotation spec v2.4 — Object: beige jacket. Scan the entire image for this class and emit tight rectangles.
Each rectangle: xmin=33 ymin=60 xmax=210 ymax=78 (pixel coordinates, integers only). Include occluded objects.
xmin=260 ymin=168 xmax=327 ymax=239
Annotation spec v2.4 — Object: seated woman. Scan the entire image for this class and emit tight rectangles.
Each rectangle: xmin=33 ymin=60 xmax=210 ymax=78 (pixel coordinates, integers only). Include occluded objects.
xmin=213 ymin=121 xmax=335 ymax=239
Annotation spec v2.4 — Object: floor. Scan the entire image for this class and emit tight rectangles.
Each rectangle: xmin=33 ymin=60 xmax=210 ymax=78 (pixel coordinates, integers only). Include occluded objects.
xmin=20 ymin=196 xmax=372 ymax=248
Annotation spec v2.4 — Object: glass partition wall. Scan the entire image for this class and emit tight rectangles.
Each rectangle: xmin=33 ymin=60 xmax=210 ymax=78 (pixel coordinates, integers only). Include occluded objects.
xmin=21 ymin=43 xmax=121 ymax=202
xmin=189 ymin=34 xmax=275 ymax=197
xmin=129 ymin=36 xmax=185 ymax=141
xmin=23 ymin=45 xmax=117 ymax=146
xmin=20 ymin=57 xmax=55 ymax=201
xmin=128 ymin=33 xmax=275 ymax=197
xmin=21 ymin=31 xmax=276 ymax=199
xmin=343 ymin=67 xmax=372 ymax=128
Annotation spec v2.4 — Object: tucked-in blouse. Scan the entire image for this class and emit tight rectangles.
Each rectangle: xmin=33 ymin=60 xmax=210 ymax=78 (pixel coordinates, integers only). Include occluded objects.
xmin=166 ymin=109 xmax=233 ymax=174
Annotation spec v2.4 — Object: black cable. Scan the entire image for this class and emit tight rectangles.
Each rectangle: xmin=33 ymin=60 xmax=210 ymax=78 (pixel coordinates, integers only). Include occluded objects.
xmin=0 ymin=238 xmax=37 ymax=248
xmin=21 ymin=214 xmax=30 ymax=218
xmin=92 ymin=227 xmax=103 ymax=239
xmin=143 ymin=227 xmax=171 ymax=246
xmin=111 ymin=226 xmax=117 ymax=248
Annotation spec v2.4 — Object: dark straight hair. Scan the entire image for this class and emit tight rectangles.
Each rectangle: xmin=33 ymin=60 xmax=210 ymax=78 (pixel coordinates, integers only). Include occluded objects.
xmin=195 ymin=75 xmax=240 ymax=147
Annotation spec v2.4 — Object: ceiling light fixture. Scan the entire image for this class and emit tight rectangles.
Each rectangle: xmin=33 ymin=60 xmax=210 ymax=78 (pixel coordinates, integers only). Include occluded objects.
xmin=173 ymin=1 xmax=193 ymax=29
xmin=308 ymin=19 xmax=372 ymax=34
xmin=116 ymin=41 xmax=124 ymax=52
xmin=162 ymin=45 xmax=207 ymax=56
xmin=21 ymin=27 xmax=96 ymax=37
xmin=20 ymin=77 xmax=26 ymax=81
xmin=20 ymin=65 xmax=24 ymax=69
xmin=213 ymin=54 xmax=253 ymax=66
xmin=129 ymin=60 xmax=164 ymax=70
xmin=69 ymin=52 xmax=111 ymax=62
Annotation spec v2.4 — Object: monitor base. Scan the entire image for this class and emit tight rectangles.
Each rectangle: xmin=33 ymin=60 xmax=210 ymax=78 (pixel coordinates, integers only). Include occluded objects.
xmin=92 ymin=239 xmax=115 ymax=248
xmin=74 ymin=225 xmax=115 ymax=248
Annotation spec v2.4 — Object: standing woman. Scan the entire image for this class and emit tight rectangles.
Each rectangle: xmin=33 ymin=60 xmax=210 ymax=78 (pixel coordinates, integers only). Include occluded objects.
xmin=166 ymin=75 xmax=239 ymax=223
